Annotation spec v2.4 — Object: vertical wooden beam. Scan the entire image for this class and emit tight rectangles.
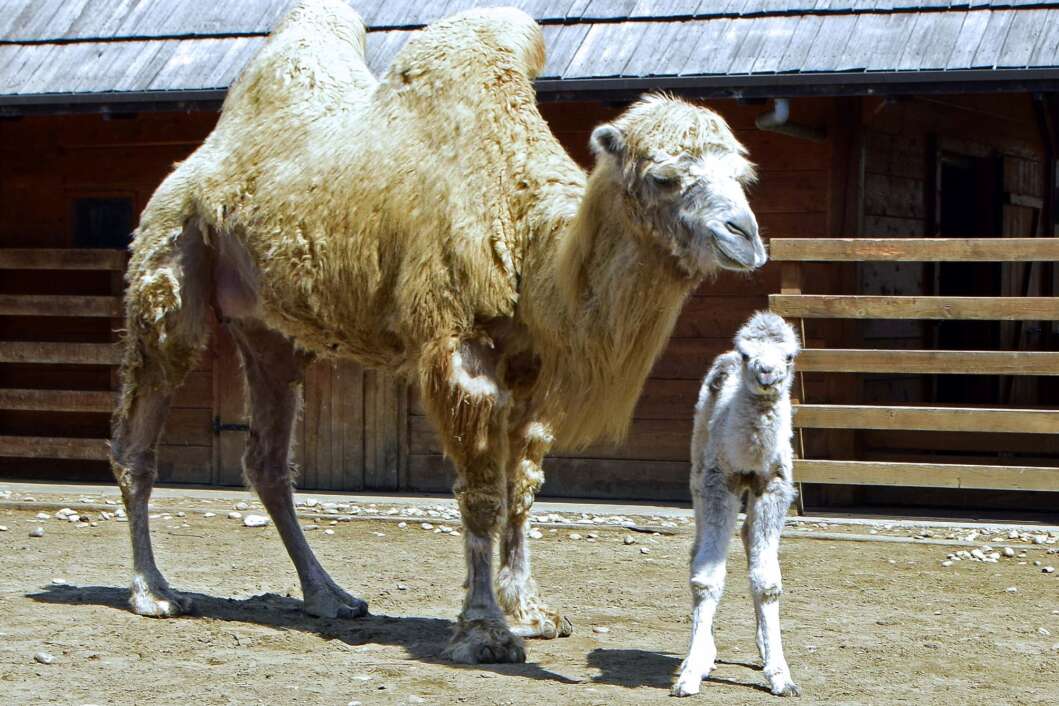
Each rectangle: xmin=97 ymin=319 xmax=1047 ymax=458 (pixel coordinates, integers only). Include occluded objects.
xmin=363 ymin=370 xmax=402 ymax=491
xmin=212 ymin=320 xmax=247 ymax=486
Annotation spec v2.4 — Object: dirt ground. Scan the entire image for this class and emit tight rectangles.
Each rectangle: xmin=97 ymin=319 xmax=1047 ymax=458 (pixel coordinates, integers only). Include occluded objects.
xmin=1 ymin=498 xmax=1057 ymax=706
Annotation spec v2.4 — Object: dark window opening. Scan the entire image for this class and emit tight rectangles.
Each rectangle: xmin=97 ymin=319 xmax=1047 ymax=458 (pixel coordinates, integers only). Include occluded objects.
xmin=73 ymin=197 xmax=133 ymax=249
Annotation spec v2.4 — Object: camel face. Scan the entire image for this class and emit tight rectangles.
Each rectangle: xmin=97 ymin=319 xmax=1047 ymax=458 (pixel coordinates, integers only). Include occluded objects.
xmin=734 ymin=312 xmax=800 ymax=397
xmin=591 ymin=95 xmax=766 ymax=276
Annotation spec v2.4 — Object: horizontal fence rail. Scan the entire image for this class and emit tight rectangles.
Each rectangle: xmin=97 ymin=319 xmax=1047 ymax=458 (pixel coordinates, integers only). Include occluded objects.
xmin=771 ymin=237 xmax=1059 ymax=262
xmin=797 ymin=349 xmax=1059 ymax=375
xmin=772 ymin=236 xmax=1059 ymax=493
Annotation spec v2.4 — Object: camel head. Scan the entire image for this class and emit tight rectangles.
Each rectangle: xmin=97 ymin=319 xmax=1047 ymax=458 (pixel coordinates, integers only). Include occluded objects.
xmin=735 ymin=311 xmax=800 ymax=397
xmin=589 ymin=94 xmax=766 ymax=276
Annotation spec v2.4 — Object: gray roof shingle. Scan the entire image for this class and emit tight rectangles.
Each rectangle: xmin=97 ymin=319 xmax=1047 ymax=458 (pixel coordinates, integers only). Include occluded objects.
xmin=2 ymin=0 xmax=1059 ymax=104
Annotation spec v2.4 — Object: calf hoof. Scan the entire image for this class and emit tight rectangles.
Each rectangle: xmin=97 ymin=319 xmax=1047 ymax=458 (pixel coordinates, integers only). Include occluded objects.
xmin=443 ymin=617 xmax=526 ymax=664
xmin=129 ymin=575 xmax=192 ymax=618
xmin=770 ymin=681 xmax=801 ymax=698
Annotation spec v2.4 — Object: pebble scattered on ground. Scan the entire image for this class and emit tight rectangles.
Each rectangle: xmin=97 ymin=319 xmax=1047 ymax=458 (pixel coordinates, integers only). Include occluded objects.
xmin=242 ymin=514 xmax=269 ymax=528
xmin=33 ymin=652 xmax=55 ymax=665
xmin=29 ymin=527 xmax=44 ymax=538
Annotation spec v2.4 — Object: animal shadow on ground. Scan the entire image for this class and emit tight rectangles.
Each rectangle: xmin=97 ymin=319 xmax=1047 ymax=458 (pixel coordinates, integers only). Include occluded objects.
xmin=28 ymin=584 xmax=580 ymax=684
xmin=588 ymin=649 xmax=773 ymax=695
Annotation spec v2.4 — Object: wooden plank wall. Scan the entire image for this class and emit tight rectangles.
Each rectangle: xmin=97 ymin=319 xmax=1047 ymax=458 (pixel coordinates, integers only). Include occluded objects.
xmin=405 ymin=99 xmax=837 ymax=500
xmin=0 ymin=112 xmax=220 ymax=483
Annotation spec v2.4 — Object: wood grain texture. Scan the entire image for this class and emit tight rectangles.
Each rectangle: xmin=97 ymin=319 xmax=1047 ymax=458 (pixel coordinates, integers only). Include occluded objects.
xmin=797 ymin=349 xmax=1059 ymax=375
xmin=795 ymin=459 xmax=1059 ymax=492
xmin=0 ymin=435 xmax=108 ymax=460
xmin=795 ymin=404 xmax=1059 ymax=434
xmin=770 ymin=237 xmax=1059 ymax=262
xmin=771 ymin=294 xmax=1059 ymax=320
xmin=0 ymin=248 xmax=125 ymax=270
xmin=0 ymin=295 xmax=123 ymax=317
xmin=0 ymin=388 xmax=116 ymax=412
xmin=0 ymin=341 xmax=121 ymax=365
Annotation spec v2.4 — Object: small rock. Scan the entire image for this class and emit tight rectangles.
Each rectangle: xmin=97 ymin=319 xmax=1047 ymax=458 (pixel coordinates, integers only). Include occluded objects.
xmin=203 ymin=512 xmax=216 ymax=518
xmin=587 ymin=532 xmax=599 ymax=539
xmin=1043 ymin=566 xmax=1055 ymax=574
xmin=305 ymin=498 xmax=319 ymax=508
xmin=1003 ymin=547 xmax=1016 ymax=557
xmin=303 ymin=524 xmax=319 ymax=531
xmin=568 ymin=533 xmax=582 ymax=540
xmin=243 ymin=514 xmax=269 ymax=528
xmin=324 ymin=529 xmax=335 ymax=536
xmin=941 ymin=561 xmax=953 ymax=567
xmin=408 ymin=697 xmax=426 ymax=704
xmin=50 ymin=578 xmax=66 ymax=585
xmin=0 ymin=525 xmax=8 ymax=532
xmin=176 ymin=512 xmax=186 ymax=518
xmin=227 ymin=511 xmax=242 ymax=520
xmin=640 ymin=547 xmax=650 ymax=554
xmin=592 ymin=626 xmax=610 ymax=634
xmin=1039 ymin=627 xmax=1052 ymax=636
xmin=397 ymin=522 xmax=408 ymax=529
xmin=623 ymin=535 xmax=636 ymax=545
xmin=29 ymin=527 xmax=45 ymax=538
xmin=33 ymin=652 xmax=55 ymax=665
xmin=1005 ymin=586 xmax=1018 ymax=593
xmin=397 ymin=583 xmax=409 ymax=591
xmin=235 ymin=501 xmax=249 ymax=511
xmin=420 ymin=522 xmax=434 ymax=530
xmin=528 ymin=529 xmax=543 ymax=540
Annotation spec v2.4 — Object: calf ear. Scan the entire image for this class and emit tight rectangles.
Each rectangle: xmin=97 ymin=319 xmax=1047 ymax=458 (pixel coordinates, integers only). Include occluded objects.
xmin=590 ymin=124 xmax=625 ymax=158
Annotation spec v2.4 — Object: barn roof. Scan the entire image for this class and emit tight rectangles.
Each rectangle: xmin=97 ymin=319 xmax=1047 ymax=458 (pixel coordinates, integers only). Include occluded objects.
xmin=3 ymin=0 xmax=1059 ymax=111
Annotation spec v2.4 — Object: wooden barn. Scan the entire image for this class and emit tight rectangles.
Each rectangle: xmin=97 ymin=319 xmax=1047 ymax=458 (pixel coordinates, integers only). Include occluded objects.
xmin=1 ymin=0 xmax=1057 ymax=516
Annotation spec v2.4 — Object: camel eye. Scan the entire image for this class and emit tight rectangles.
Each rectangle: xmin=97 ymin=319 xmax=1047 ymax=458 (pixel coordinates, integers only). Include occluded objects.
xmin=740 ymin=352 xmax=750 ymax=363
xmin=647 ymin=168 xmax=680 ymax=189
xmin=786 ymin=354 xmax=794 ymax=364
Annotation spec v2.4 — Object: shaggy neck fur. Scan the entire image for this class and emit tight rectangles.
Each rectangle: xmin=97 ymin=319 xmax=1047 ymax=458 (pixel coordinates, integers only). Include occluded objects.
xmin=522 ymin=162 xmax=696 ymax=449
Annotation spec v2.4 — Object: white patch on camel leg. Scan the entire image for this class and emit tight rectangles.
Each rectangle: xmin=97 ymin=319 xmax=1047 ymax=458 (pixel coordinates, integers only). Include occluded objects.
xmin=673 ymin=472 xmax=740 ymax=697
xmin=745 ymin=478 xmax=800 ymax=698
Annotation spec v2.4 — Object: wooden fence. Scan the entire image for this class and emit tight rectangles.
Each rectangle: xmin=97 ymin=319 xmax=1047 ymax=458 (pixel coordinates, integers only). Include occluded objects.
xmin=770 ymin=238 xmax=1059 ymax=493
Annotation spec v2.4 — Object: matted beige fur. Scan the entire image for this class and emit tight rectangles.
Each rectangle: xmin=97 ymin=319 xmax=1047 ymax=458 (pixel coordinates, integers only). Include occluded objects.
xmin=110 ymin=0 xmax=766 ymax=664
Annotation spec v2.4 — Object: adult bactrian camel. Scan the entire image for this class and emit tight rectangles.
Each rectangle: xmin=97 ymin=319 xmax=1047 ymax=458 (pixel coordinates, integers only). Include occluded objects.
xmin=110 ymin=0 xmax=766 ymax=664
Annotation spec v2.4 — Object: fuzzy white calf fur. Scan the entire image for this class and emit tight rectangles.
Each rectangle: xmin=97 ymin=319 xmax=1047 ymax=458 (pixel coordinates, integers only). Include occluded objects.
xmin=673 ymin=311 xmax=801 ymax=697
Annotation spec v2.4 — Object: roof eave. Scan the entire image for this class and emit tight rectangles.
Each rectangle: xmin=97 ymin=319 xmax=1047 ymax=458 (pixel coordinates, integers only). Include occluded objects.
xmin=3 ymin=69 xmax=1059 ymax=116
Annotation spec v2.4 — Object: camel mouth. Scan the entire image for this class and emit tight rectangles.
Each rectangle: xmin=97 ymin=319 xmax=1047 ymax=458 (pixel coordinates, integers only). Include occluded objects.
xmin=708 ymin=223 xmax=766 ymax=272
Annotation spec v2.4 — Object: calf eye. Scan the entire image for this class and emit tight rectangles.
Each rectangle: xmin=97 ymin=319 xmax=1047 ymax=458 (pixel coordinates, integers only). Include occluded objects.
xmin=648 ymin=172 xmax=679 ymax=189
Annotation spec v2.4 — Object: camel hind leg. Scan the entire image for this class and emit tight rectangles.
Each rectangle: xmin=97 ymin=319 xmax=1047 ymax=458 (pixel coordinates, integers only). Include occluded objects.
xmin=111 ymin=219 xmax=211 ymax=617
xmin=228 ymin=320 xmax=368 ymax=619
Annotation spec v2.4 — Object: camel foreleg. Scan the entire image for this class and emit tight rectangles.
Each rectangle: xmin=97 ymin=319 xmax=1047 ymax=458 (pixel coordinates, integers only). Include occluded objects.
xmin=496 ymin=420 xmax=573 ymax=639
xmin=673 ymin=467 xmax=740 ymax=697
xmin=743 ymin=474 xmax=800 ymax=697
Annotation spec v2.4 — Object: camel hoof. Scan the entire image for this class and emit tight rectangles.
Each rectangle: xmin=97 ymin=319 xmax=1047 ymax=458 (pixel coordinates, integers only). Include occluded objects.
xmin=129 ymin=577 xmax=192 ymax=618
xmin=771 ymin=681 xmax=801 ymax=698
xmin=443 ymin=618 xmax=525 ymax=664
xmin=303 ymin=582 xmax=368 ymax=619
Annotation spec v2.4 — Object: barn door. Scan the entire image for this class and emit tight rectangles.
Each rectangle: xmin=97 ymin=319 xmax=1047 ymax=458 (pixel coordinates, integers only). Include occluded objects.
xmin=212 ymin=324 xmax=403 ymax=491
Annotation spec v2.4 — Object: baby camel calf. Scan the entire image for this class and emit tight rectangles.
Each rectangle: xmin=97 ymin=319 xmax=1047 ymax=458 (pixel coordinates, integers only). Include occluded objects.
xmin=673 ymin=311 xmax=801 ymax=698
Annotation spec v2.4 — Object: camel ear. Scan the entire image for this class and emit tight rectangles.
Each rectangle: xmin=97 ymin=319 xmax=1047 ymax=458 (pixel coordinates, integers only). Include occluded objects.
xmin=590 ymin=124 xmax=625 ymax=158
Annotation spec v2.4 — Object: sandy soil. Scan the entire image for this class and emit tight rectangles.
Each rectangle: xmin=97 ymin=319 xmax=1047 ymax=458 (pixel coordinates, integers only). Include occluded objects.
xmin=1 ymin=499 xmax=1057 ymax=706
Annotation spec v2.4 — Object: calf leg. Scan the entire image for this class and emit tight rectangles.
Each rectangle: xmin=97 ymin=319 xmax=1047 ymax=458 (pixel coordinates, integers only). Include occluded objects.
xmin=229 ymin=321 xmax=367 ymax=619
xmin=673 ymin=468 xmax=740 ymax=697
xmin=744 ymin=476 xmax=800 ymax=697
xmin=496 ymin=420 xmax=573 ymax=639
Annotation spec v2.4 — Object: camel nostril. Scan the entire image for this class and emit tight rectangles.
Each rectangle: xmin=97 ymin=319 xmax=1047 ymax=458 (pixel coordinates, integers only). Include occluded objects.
xmin=725 ymin=213 xmax=759 ymax=243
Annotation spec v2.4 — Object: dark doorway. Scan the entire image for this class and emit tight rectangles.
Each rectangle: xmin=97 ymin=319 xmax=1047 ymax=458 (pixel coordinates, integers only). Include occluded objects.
xmin=932 ymin=153 xmax=1001 ymax=404
xmin=73 ymin=197 xmax=134 ymax=249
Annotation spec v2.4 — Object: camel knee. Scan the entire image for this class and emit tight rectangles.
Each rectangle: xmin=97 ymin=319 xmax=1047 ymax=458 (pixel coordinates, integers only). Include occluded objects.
xmin=749 ymin=562 xmax=783 ymax=602
xmin=690 ymin=564 xmax=727 ymax=602
xmin=457 ymin=487 xmax=506 ymax=536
